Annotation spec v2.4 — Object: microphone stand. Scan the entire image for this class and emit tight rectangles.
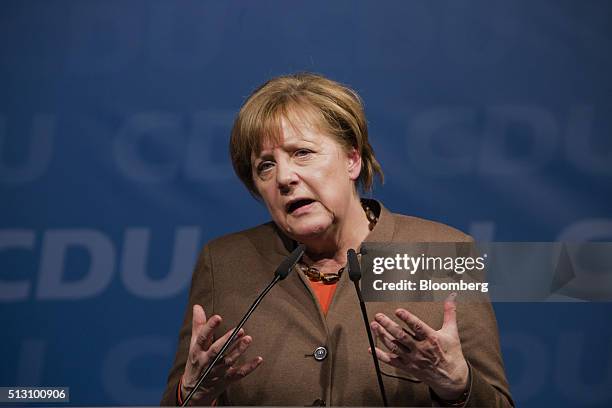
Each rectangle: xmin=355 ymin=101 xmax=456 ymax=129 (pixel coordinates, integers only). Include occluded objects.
xmin=347 ymin=249 xmax=389 ymax=407
xmin=181 ymin=244 xmax=305 ymax=407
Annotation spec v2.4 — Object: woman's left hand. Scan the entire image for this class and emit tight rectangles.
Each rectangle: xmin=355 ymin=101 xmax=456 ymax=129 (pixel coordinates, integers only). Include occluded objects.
xmin=370 ymin=293 xmax=469 ymax=401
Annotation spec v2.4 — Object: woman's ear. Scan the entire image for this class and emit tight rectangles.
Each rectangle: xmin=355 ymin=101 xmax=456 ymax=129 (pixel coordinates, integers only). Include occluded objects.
xmin=347 ymin=147 xmax=362 ymax=181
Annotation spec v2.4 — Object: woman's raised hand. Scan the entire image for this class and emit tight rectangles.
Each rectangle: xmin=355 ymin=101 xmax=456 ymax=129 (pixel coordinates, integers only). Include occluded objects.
xmin=370 ymin=293 xmax=469 ymax=401
xmin=181 ymin=304 xmax=263 ymax=405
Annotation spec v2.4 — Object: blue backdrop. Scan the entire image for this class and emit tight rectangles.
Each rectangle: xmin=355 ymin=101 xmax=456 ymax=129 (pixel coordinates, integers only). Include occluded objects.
xmin=1 ymin=1 xmax=611 ymax=406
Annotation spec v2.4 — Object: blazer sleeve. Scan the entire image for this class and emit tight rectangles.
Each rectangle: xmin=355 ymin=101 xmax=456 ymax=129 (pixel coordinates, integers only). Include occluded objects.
xmin=160 ymin=244 xmax=216 ymax=406
xmin=455 ymin=236 xmax=514 ymax=407
xmin=457 ymin=295 xmax=514 ymax=407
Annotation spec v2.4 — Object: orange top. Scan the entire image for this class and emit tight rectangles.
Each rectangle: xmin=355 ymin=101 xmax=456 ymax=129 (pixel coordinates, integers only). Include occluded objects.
xmin=308 ymin=280 xmax=338 ymax=314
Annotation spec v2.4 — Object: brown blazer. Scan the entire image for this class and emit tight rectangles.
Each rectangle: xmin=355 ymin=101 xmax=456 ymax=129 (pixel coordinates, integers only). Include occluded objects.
xmin=160 ymin=200 xmax=513 ymax=406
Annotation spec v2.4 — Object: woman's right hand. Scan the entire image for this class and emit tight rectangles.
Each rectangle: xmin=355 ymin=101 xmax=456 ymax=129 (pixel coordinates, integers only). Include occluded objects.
xmin=180 ymin=304 xmax=263 ymax=405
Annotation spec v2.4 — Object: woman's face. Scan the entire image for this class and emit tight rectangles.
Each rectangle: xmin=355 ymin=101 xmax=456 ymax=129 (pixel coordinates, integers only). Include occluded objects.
xmin=252 ymin=117 xmax=361 ymax=242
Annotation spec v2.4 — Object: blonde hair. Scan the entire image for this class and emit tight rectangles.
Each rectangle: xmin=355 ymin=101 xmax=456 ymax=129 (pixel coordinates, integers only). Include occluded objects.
xmin=229 ymin=72 xmax=384 ymax=197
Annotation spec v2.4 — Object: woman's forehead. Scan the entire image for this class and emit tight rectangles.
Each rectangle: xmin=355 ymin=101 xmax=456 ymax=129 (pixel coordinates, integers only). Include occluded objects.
xmin=254 ymin=114 xmax=326 ymax=154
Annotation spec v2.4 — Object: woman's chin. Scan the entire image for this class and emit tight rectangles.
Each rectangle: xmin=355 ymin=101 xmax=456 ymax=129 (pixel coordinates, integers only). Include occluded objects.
xmin=286 ymin=220 xmax=331 ymax=241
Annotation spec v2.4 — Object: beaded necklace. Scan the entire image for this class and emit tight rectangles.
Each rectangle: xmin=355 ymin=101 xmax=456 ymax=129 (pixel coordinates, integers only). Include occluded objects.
xmin=295 ymin=202 xmax=378 ymax=285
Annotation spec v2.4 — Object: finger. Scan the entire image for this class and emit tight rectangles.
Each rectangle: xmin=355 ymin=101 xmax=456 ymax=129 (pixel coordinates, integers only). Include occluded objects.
xmin=209 ymin=330 xmax=248 ymax=365
xmin=369 ymin=346 xmax=392 ymax=364
xmin=206 ymin=363 xmax=239 ymax=384
xmin=225 ymin=357 xmax=263 ymax=381
xmin=369 ymin=346 xmax=404 ymax=369
xmin=191 ymin=305 xmax=207 ymax=344
xmin=193 ymin=314 xmax=223 ymax=352
xmin=207 ymin=327 xmax=245 ymax=362
xmin=371 ymin=319 xmax=417 ymax=350
xmin=371 ymin=321 xmax=412 ymax=358
xmin=223 ymin=336 xmax=253 ymax=366
xmin=383 ymin=332 xmax=412 ymax=358
xmin=204 ymin=336 xmax=254 ymax=383
xmin=442 ymin=293 xmax=459 ymax=333
xmin=194 ymin=329 xmax=246 ymax=369
xmin=393 ymin=309 xmax=436 ymax=341
xmin=374 ymin=313 xmax=418 ymax=348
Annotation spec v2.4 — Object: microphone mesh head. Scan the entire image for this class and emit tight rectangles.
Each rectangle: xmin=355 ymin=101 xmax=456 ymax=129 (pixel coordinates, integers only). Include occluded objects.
xmin=347 ymin=249 xmax=361 ymax=282
xmin=275 ymin=244 xmax=305 ymax=280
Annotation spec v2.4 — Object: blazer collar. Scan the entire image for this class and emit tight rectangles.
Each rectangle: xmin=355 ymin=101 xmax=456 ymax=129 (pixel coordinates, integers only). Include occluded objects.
xmin=361 ymin=198 xmax=396 ymax=245
xmin=266 ymin=198 xmax=397 ymax=324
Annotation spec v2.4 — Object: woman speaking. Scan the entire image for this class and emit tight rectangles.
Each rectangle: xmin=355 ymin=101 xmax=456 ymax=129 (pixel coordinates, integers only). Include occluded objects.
xmin=160 ymin=73 xmax=513 ymax=407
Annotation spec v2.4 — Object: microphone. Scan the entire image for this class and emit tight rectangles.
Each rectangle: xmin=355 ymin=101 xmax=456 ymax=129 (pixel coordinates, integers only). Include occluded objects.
xmin=348 ymin=248 xmax=362 ymax=282
xmin=181 ymin=244 xmax=305 ymax=407
xmin=275 ymin=244 xmax=306 ymax=280
xmin=347 ymin=248 xmax=389 ymax=407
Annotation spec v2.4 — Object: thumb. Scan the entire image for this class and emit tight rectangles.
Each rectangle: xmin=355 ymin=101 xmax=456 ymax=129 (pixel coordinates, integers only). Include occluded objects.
xmin=442 ymin=293 xmax=458 ymax=334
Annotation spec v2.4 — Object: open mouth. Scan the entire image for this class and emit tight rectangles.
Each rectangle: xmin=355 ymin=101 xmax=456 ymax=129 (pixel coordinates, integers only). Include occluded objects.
xmin=286 ymin=199 xmax=316 ymax=214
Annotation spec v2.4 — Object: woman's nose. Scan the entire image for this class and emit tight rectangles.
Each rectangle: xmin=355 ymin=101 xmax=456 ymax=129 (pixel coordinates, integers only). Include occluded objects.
xmin=276 ymin=161 xmax=299 ymax=193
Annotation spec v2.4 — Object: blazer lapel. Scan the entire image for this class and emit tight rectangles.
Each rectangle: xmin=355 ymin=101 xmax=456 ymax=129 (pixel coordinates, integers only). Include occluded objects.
xmin=249 ymin=199 xmax=397 ymax=321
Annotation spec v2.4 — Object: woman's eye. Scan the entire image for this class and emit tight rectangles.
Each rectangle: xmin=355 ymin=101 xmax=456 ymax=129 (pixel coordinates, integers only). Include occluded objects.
xmin=295 ymin=149 xmax=312 ymax=157
xmin=257 ymin=162 xmax=274 ymax=173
